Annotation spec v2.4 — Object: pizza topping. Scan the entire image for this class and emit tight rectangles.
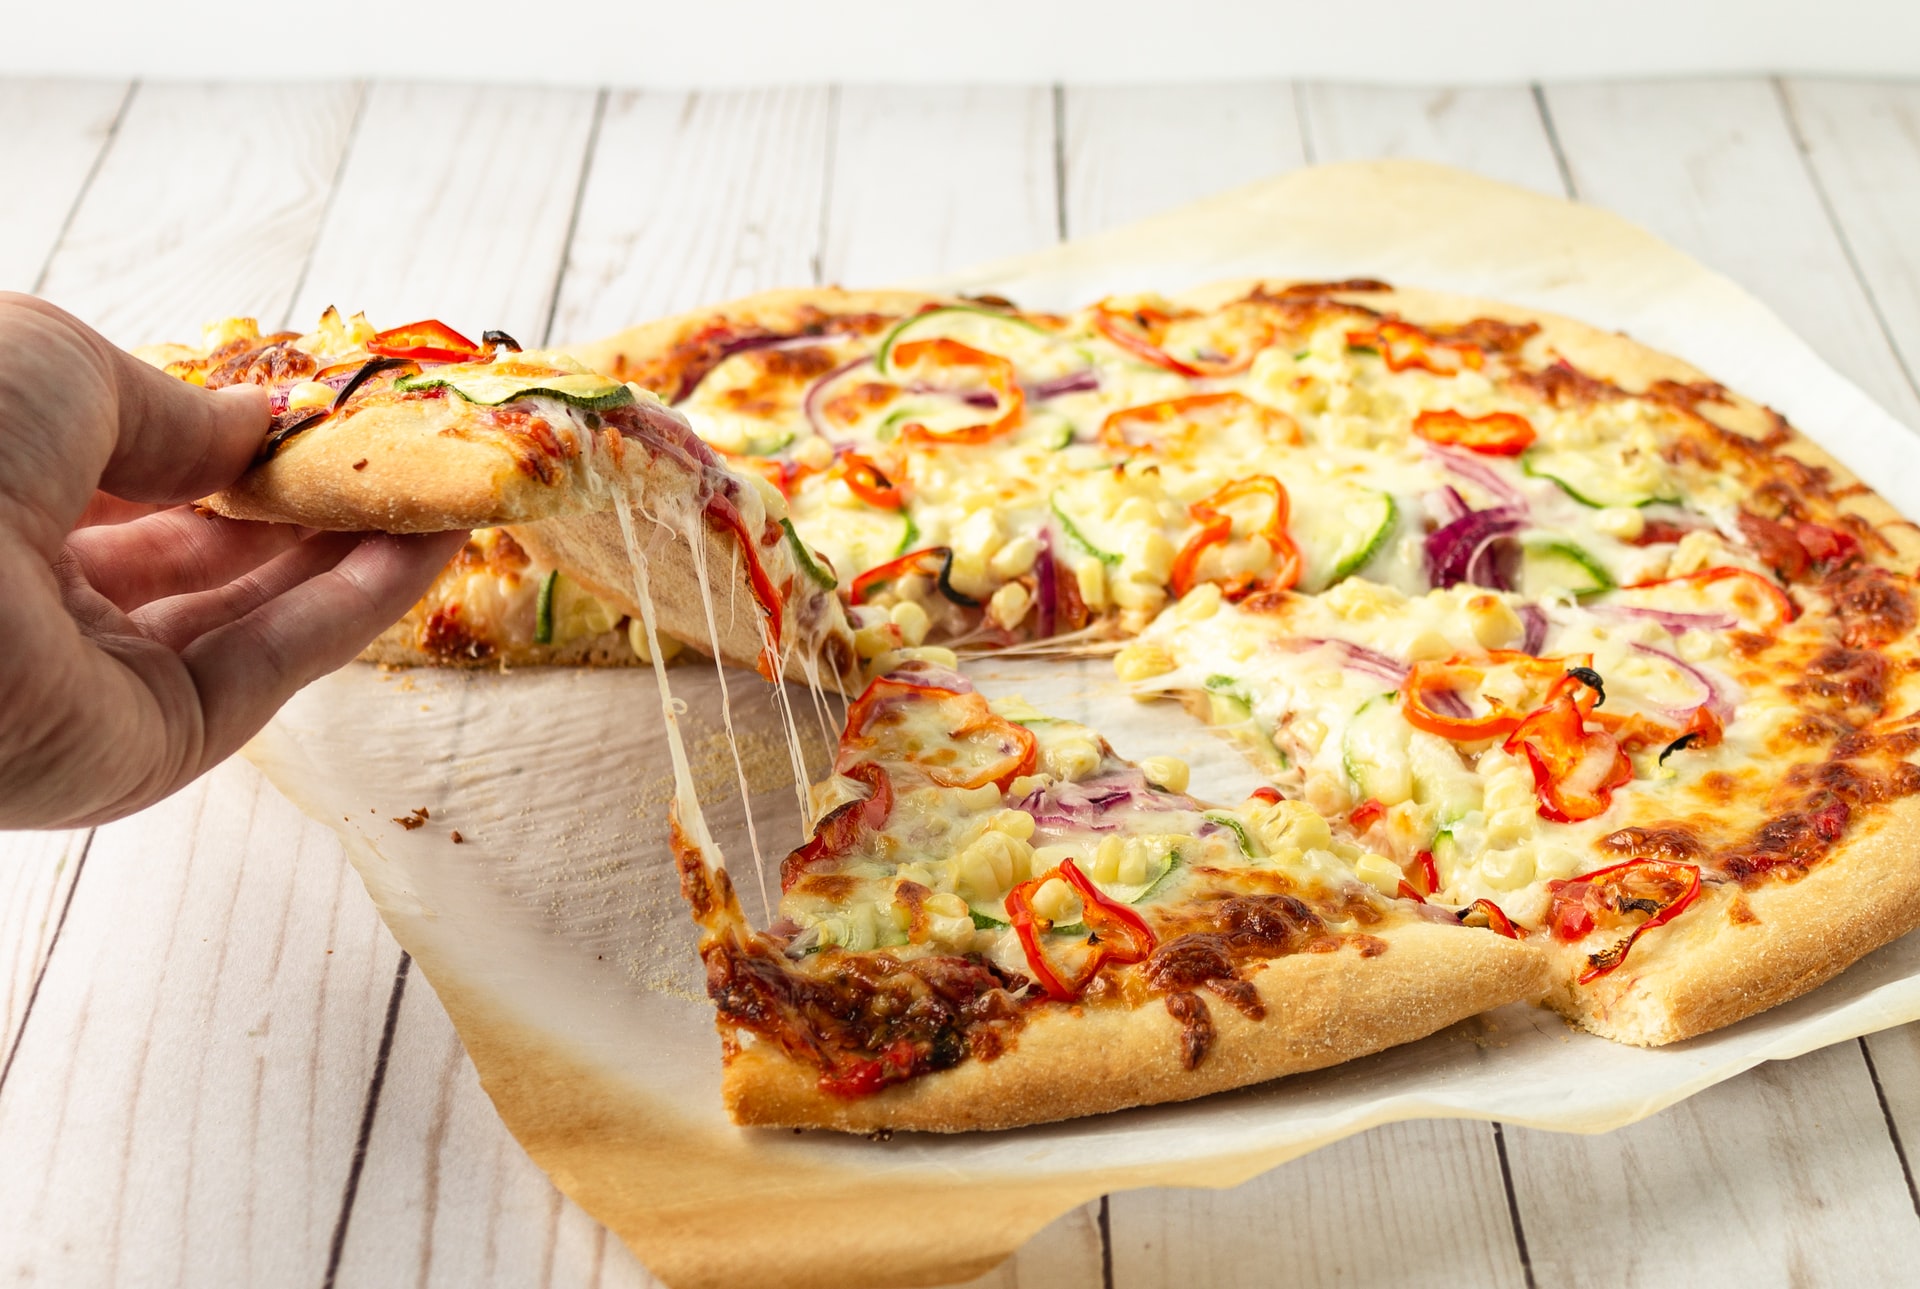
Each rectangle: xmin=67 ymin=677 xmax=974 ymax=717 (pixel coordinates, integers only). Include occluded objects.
xmin=394 ymin=362 xmax=637 ymax=412
xmin=1171 ymin=476 xmax=1302 ymax=599
xmin=838 ymin=668 xmax=1038 ymax=792
xmin=1412 ymin=409 xmax=1537 ymax=457
xmin=837 ymin=452 xmax=905 ymax=509
xmin=1503 ymin=670 xmax=1632 ymax=823
xmin=1546 ymin=858 xmax=1701 ymax=982
xmin=1458 ymin=899 xmax=1523 ymax=938
xmin=887 ymin=339 xmax=1025 ymax=447
xmin=1006 ymin=858 xmax=1157 ymax=1001
xmin=1425 ymin=505 xmax=1525 ymax=593
xmin=1093 ymin=299 xmax=1273 ymax=377
xmin=1626 ymin=567 xmax=1797 ymax=630
xmin=367 ymin=318 xmax=487 ymax=364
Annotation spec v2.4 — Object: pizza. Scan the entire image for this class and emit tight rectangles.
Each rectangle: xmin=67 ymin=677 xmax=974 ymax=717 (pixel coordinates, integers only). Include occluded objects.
xmin=139 ymin=310 xmax=854 ymax=680
xmin=675 ymin=656 xmax=1544 ymax=1132
xmin=560 ymin=278 xmax=1920 ymax=1127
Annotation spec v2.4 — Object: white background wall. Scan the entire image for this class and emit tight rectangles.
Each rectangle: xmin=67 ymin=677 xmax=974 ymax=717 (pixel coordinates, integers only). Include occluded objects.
xmin=7 ymin=1 xmax=1919 ymax=85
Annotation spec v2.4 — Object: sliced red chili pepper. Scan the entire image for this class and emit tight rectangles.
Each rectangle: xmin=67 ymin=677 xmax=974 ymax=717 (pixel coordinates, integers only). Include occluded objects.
xmin=1413 ymin=848 xmax=1440 ymax=897
xmin=888 ymin=338 xmax=1025 ymax=447
xmin=702 ymin=492 xmax=786 ymax=676
xmin=839 ymin=452 xmax=905 ymax=509
xmin=367 ymin=319 xmax=486 ymax=364
xmin=1170 ymin=476 xmax=1302 ymax=600
xmin=1546 ymin=858 xmax=1702 ymax=983
xmin=849 ymin=544 xmax=973 ymax=607
xmin=779 ymin=761 xmax=894 ymax=891
xmin=1249 ymin=786 xmax=1283 ymax=805
xmin=1092 ymin=302 xmax=1271 ymax=377
xmin=1345 ymin=319 xmax=1485 ymax=376
xmin=1794 ymin=521 xmax=1860 ymax=570
xmin=838 ymin=674 xmax=1037 ymax=791
xmin=1006 ymin=859 xmax=1159 ymax=1001
xmin=1411 ymin=409 xmax=1536 ymax=456
xmin=1396 ymin=881 xmax=1428 ymax=904
xmin=1349 ymin=798 xmax=1386 ymax=833
xmin=1594 ymin=701 xmax=1725 ymax=755
xmin=1504 ymin=670 xmax=1631 ymax=823
xmin=1627 ymin=566 xmax=1797 ymax=627
xmin=1459 ymin=898 xmax=1523 ymax=939
xmin=1098 ymin=391 xmax=1302 ymax=453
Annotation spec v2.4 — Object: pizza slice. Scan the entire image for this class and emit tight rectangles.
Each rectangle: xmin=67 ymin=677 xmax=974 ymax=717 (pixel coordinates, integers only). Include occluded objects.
xmin=1117 ymin=546 xmax=1920 ymax=1044
xmin=670 ymin=654 xmax=1545 ymax=1132
xmin=141 ymin=311 xmax=854 ymax=679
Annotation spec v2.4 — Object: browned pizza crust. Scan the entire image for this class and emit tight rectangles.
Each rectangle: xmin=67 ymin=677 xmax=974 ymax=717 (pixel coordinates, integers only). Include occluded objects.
xmin=198 ymin=399 xmax=622 ymax=533
xmin=1542 ymin=797 xmax=1920 ymax=1045
xmin=721 ymin=920 xmax=1545 ymax=1133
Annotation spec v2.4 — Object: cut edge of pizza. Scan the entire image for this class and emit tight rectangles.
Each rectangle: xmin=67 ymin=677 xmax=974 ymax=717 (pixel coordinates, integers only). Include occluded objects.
xmin=669 ymin=653 xmax=1546 ymax=1134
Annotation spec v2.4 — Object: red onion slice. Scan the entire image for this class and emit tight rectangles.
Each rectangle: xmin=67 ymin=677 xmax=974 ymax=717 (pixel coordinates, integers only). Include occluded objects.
xmin=1631 ymin=642 xmax=1734 ymax=721
xmin=1033 ymin=534 xmax=1059 ymax=639
xmin=1427 ymin=506 xmax=1526 ymax=591
xmin=1519 ymin=604 xmax=1549 ymax=656
xmin=675 ymin=332 xmax=838 ymax=404
xmin=1592 ymin=604 xmax=1738 ymax=634
xmin=801 ymin=356 xmax=875 ymax=441
xmin=1027 ymin=370 xmax=1100 ymax=401
xmin=1284 ymin=638 xmax=1409 ymax=686
xmin=1425 ymin=442 xmax=1529 ymax=512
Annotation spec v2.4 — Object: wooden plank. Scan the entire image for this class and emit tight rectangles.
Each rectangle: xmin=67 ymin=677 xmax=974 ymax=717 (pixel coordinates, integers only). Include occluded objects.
xmin=288 ymin=81 xmax=601 ymax=343
xmin=34 ymin=81 xmax=362 ymax=347
xmin=1060 ymin=83 xmax=1303 ymax=238
xmin=1780 ymin=79 xmax=1920 ymax=411
xmin=1109 ymin=1120 xmax=1526 ymax=1288
xmin=1541 ymin=77 xmax=1920 ymax=430
xmin=1505 ymin=1041 xmax=1920 ymax=1285
xmin=333 ymin=986 xmax=1102 ymax=1289
xmin=0 ymin=763 xmax=402 ymax=1286
xmin=0 ymin=78 xmax=127 ymax=291
xmin=821 ymin=86 xmax=1057 ymax=287
xmin=1300 ymin=83 xmax=1567 ymax=196
xmin=0 ymin=829 xmax=89 ymax=1070
xmin=548 ymin=87 xmax=833 ymax=344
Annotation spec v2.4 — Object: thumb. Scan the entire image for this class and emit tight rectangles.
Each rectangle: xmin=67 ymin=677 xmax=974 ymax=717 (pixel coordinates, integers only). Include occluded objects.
xmin=99 ymin=348 xmax=271 ymax=505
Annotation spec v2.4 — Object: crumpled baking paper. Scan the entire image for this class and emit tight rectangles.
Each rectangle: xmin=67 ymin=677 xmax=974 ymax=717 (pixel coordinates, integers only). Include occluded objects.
xmin=245 ymin=160 xmax=1920 ymax=1289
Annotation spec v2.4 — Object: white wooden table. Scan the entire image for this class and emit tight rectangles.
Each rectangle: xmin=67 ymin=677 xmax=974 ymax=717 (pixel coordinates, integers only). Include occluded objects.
xmin=4 ymin=76 xmax=1920 ymax=1289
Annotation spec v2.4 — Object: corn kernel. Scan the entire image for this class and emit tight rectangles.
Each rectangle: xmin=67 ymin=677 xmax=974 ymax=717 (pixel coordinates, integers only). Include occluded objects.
xmin=1007 ymin=774 xmax=1051 ymax=799
xmin=286 ymin=380 xmax=336 ymax=413
xmin=1031 ymin=877 xmax=1081 ymax=924
xmin=1120 ymin=528 xmax=1176 ymax=584
xmin=1591 ymin=505 xmax=1646 ymax=541
xmin=888 ymin=600 xmax=931 ymax=647
xmin=987 ymin=581 xmax=1033 ymax=630
xmin=1111 ymin=577 xmax=1166 ymax=614
xmin=956 ymin=784 xmax=1002 ymax=813
xmin=1139 ymin=755 xmax=1190 ymax=794
xmin=1174 ymin=581 xmax=1224 ymax=621
xmin=1354 ymin=852 xmax=1403 ymax=896
xmin=1116 ymin=496 xmax=1159 ymax=527
xmin=626 ymin=619 xmax=684 ymax=664
xmin=1116 ymin=845 xmax=1150 ymax=886
xmin=791 ymin=435 xmax=834 ymax=470
xmin=925 ymin=891 xmax=968 ymax=918
xmin=1466 ymin=595 xmax=1524 ymax=650
xmin=1114 ymin=641 xmax=1175 ymax=683
xmin=1042 ymin=731 xmax=1103 ymax=781
xmin=1480 ymin=846 xmax=1536 ymax=890
xmin=990 ymin=809 xmax=1036 ymax=841
xmin=990 ymin=534 xmax=1042 ymax=579
xmin=1092 ymin=836 xmax=1125 ymax=882
xmin=852 ymin=622 xmax=902 ymax=659
xmin=1075 ymin=559 xmax=1107 ymax=609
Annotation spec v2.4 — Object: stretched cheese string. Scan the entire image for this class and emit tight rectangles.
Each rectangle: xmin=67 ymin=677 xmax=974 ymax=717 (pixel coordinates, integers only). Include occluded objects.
xmin=613 ymin=487 xmax=722 ymax=879
xmin=680 ymin=502 xmax=772 ymax=913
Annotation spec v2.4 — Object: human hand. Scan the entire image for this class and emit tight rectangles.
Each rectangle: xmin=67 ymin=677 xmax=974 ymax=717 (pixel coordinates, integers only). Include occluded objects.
xmin=0 ymin=294 xmax=467 ymax=828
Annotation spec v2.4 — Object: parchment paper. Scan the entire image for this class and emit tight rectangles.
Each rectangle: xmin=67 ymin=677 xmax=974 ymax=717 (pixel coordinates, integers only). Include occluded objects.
xmin=246 ymin=161 xmax=1920 ymax=1289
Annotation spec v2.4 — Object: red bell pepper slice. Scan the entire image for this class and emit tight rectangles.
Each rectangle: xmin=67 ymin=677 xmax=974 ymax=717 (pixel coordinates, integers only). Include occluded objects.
xmin=1400 ymin=650 xmax=1563 ymax=742
xmin=1006 ymin=859 xmax=1159 ymax=1001
xmin=367 ymin=319 xmax=486 ymax=364
xmin=1411 ymin=409 xmax=1537 ymax=456
xmin=1627 ymin=566 xmax=1797 ymax=628
xmin=1503 ymin=671 xmax=1631 ymax=823
xmin=1098 ymin=391 xmax=1303 ymax=453
xmin=1345 ymin=319 xmax=1485 ymax=376
xmin=838 ymin=673 xmax=1037 ymax=791
xmin=1397 ymin=881 xmax=1428 ymax=904
xmin=701 ymin=492 xmax=786 ymax=676
xmin=1170 ymin=476 xmax=1302 ymax=599
xmin=1412 ymin=848 xmax=1440 ymax=897
xmin=818 ymin=1037 xmax=918 ymax=1099
xmin=888 ymin=339 xmax=1025 ymax=446
xmin=1249 ymin=785 xmax=1284 ymax=805
xmin=838 ymin=452 xmax=905 ymax=509
xmin=779 ymin=761 xmax=895 ymax=891
xmin=1546 ymin=858 xmax=1702 ymax=983
xmin=1092 ymin=302 xmax=1270 ymax=378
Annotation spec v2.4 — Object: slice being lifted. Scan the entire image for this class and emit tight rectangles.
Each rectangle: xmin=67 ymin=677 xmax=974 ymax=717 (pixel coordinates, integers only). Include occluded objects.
xmin=141 ymin=310 xmax=855 ymax=679
xmin=673 ymin=655 xmax=1544 ymax=1132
